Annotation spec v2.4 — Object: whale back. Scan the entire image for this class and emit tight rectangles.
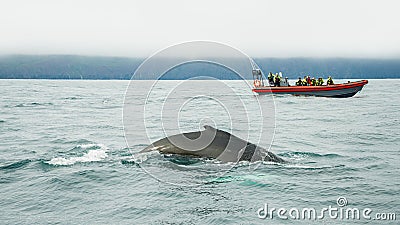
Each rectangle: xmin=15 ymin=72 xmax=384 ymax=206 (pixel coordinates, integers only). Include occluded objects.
xmin=141 ymin=126 xmax=284 ymax=163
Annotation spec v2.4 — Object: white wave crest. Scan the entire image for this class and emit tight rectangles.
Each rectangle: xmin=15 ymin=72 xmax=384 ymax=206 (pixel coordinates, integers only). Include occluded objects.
xmin=47 ymin=143 xmax=108 ymax=166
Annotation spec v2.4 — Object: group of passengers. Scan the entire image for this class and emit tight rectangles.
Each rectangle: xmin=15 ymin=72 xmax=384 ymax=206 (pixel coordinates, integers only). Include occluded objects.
xmin=267 ymin=72 xmax=334 ymax=87
xmin=295 ymin=76 xmax=334 ymax=86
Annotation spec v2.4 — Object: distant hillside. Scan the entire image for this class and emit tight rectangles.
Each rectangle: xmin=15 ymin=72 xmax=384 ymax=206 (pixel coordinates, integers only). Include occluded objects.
xmin=0 ymin=55 xmax=399 ymax=79
xmin=254 ymin=58 xmax=400 ymax=79
xmin=0 ymin=55 xmax=141 ymax=79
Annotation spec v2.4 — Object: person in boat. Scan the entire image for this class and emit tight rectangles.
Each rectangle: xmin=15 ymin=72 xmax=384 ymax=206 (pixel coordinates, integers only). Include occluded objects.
xmin=311 ymin=77 xmax=317 ymax=86
xmin=306 ymin=76 xmax=311 ymax=85
xmin=302 ymin=76 xmax=308 ymax=86
xmin=274 ymin=73 xmax=281 ymax=87
xmin=295 ymin=77 xmax=302 ymax=86
xmin=317 ymin=77 xmax=324 ymax=86
xmin=268 ymin=72 xmax=274 ymax=85
xmin=327 ymin=76 xmax=334 ymax=85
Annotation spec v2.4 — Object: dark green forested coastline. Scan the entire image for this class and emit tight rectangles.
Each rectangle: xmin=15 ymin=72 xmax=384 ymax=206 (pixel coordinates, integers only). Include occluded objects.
xmin=0 ymin=55 xmax=399 ymax=80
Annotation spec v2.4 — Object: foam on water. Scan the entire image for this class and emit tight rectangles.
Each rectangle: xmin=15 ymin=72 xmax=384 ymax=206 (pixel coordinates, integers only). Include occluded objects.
xmin=47 ymin=143 xmax=108 ymax=166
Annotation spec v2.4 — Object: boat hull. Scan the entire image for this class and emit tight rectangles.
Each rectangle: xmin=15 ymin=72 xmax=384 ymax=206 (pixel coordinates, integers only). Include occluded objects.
xmin=252 ymin=80 xmax=368 ymax=98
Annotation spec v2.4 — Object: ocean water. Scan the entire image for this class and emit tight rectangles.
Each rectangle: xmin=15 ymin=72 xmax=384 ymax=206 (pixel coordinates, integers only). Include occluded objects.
xmin=0 ymin=79 xmax=399 ymax=224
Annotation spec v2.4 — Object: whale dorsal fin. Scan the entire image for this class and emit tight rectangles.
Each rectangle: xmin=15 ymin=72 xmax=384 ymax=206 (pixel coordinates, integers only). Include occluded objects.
xmin=203 ymin=125 xmax=216 ymax=130
xmin=203 ymin=125 xmax=232 ymax=138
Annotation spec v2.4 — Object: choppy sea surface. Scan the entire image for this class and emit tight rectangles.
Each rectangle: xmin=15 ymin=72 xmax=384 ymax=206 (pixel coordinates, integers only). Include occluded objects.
xmin=0 ymin=79 xmax=399 ymax=224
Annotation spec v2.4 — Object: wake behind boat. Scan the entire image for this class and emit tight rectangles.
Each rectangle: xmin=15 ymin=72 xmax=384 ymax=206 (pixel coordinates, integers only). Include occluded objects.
xmin=251 ymin=69 xmax=368 ymax=98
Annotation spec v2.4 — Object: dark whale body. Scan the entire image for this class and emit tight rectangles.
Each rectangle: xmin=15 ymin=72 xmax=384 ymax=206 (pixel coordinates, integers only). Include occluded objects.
xmin=141 ymin=125 xmax=284 ymax=163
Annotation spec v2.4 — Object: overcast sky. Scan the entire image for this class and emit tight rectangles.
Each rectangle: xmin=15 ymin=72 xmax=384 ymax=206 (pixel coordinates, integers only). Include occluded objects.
xmin=1 ymin=0 xmax=399 ymax=58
